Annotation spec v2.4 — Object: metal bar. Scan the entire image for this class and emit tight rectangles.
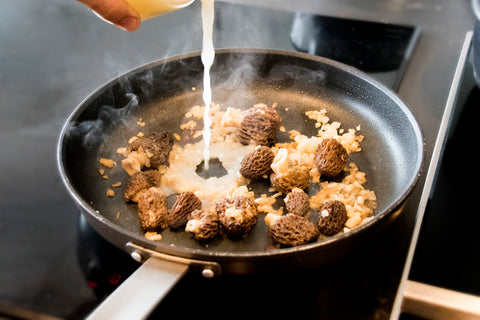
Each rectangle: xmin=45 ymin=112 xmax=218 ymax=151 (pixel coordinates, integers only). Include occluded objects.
xmin=390 ymin=31 xmax=474 ymax=319
xmin=86 ymin=258 xmax=189 ymax=320
xmin=402 ymin=280 xmax=480 ymax=320
xmin=0 ymin=303 xmax=63 ymax=320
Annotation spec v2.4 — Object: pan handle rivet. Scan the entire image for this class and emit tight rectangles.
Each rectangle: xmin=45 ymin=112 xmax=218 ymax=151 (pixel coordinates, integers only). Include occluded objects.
xmin=131 ymin=251 xmax=143 ymax=262
xmin=202 ymin=268 xmax=215 ymax=279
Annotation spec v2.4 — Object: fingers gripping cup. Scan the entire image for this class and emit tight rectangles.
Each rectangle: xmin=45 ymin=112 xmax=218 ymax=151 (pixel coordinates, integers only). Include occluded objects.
xmin=125 ymin=0 xmax=196 ymax=20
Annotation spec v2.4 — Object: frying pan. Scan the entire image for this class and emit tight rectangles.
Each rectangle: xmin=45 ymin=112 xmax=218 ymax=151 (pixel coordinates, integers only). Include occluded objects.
xmin=57 ymin=49 xmax=423 ymax=319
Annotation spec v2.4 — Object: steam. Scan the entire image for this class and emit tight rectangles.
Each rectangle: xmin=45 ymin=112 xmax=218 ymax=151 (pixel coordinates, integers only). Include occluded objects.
xmin=136 ymin=69 xmax=155 ymax=98
xmin=267 ymin=62 xmax=327 ymax=85
xmin=209 ymin=52 xmax=327 ymax=110
xmin=68 ymin=93 xmax=139 ymax=149
xmin=213 ymin=53 xmax=263 ymax=91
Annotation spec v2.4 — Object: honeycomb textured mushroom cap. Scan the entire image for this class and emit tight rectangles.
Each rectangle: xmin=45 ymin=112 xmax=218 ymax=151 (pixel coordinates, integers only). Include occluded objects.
xmin=284 ymin=189 xmax=310 ymax=216
xmin=239 ymin=146 xmax=275 ymax=180
xmin=237 ymin=104 xmax=282 ymax=146
xmin=124 ymin=170 xmax=162 ymax=202
xmin=270 ymin=166 xmax=310 ymax=194
xmin=129 ymin=131 xmax=174 ymax=169
xmin=268 ymin=213 xmax=319 ymax=247
xmin=314 ymin=138 xmax=348 ymax=177
xmin=137 ymin=187 xmax=168 ymax=231
xmin=168 ymin=192 xmax=202 ymax=229
xmin=317 ymin=200 xmax=348 ymax=236
xmin=186 ymin=209 xmax=219 ymax=242
xmin=215 ymin=196 xmax=258 ymax=237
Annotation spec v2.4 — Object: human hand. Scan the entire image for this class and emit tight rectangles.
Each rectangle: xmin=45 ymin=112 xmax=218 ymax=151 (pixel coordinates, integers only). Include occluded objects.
xmin=77 ymin=0 xmax=141 ymax=32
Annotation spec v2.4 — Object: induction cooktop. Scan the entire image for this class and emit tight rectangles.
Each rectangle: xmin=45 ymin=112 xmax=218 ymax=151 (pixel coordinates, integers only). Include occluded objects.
xmin=393 ymin=32 xmax=480 ymax=319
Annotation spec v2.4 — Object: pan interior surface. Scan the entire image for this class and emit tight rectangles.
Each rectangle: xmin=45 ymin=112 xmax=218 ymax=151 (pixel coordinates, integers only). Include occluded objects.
xmin=60 ymin=50 xmax=422 ymax=259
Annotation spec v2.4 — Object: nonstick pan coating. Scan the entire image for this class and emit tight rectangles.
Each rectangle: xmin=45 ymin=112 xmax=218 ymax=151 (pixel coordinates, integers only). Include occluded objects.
xmin=58 ymin=49 xmax=423 ymax=273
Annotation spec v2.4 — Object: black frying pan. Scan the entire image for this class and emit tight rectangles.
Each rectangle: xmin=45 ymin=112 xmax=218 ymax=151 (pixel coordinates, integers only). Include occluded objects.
xmin=58 ymin=49 xmax=423 ymax=319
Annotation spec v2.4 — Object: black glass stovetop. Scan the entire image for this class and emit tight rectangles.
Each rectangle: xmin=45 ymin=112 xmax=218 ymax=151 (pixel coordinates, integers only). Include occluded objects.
xmin=391 ymin=32 xmax=480 ymax=320
xmin=0 ymin=2 xmax=420 ymax=320
xmin=289 ymin=12 xmax=419 ymax=89
xmin=407 ymin=36 xmax=480 ymax=297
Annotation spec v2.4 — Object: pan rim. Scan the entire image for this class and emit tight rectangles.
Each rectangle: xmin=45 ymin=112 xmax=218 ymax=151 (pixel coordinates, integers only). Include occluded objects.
xmin=57 ymin=48 xmax=424 ymax=262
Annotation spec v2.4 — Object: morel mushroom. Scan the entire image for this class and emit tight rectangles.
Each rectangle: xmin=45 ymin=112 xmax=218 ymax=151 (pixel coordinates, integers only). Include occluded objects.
xmin=284 ymin=188 xmax=310 ymax=216
xmin=215 ymin=196 xmax=258 ymax=237
xmin=265 ymin=213 xmax=319 ymax=247
xmin=314 ymin=138 xmax=348 ymax=177
xmin=239 ymin=146 xmax=275 ymax=180
xmin=317 ymin=200 xmax=348 ymax=236
xmin=185 ymin=209 xmax=219 ymax=242
xmin=129 ymin=131 xmax=174 ymax=169
xmin=270 ymin=166 xmax=310 ymax=194
xmin=137 ymin=187 xmax=168 ymax=232
xmin=168 ymin=191 xmax=202 ymax=229
xmin=237 ymin=104 xmax=282 ymax=146
xmin=124 ymin=170 xmax=162 ymax=202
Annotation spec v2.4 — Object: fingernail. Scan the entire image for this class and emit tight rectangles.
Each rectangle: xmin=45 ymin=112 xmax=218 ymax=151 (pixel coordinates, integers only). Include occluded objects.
xmin=118 ymin=16 xmax=140 ymax=32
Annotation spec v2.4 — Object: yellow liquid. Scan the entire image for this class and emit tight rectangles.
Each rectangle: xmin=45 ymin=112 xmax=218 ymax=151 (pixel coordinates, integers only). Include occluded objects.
xmin=125 ymin=0 xmax=195 ymax=20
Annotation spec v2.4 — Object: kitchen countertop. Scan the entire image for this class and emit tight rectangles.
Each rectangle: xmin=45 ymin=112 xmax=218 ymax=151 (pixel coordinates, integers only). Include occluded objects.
xmin=0 ymin=0 xmax=474 ymax=318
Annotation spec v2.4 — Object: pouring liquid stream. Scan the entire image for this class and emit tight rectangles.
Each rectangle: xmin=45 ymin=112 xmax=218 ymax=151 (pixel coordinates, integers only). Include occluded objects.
xmin=201 ymin=0 xmax=215 ymax=171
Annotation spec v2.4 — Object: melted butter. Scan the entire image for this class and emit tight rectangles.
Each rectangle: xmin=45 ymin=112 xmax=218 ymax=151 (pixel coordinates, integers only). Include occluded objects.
xmin=161 ymin=141 xmax=255 ymax=208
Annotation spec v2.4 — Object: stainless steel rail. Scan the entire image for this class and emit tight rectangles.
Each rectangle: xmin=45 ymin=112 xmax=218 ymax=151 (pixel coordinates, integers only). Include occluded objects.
xmin=391 ymin=31 xmax=480 ymax=319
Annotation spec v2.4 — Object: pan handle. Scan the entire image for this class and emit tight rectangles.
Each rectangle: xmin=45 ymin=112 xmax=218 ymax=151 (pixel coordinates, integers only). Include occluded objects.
xmin=86 ymin=257 xmax=189 ymax=320
xmin=86 ymin=242 xmax=222 ymax=319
